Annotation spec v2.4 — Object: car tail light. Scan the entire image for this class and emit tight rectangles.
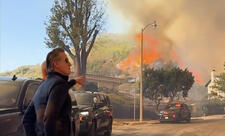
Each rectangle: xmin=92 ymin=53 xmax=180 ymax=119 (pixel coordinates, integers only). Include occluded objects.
xmin=175 ymin=103 xmax=181 ymax=107
xmin=172 ymin=113 xmax=176 ymax=118
xmin=163 ymin=111 xmax=168 ymax=115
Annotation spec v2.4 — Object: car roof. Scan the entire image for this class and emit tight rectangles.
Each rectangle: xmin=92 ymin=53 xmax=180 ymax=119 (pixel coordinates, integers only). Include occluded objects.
xmin=0 ymin=76 xmax=42 ymax=83
xmin=168 ymin=102 xmax=186 ymax=105
xmin=0 ymin=76 xmax=28 ymax=82
xmin=74 ymin=91 xmax=106 ymax=95
xmin=167 ymin=102 xmax=188 ymax=108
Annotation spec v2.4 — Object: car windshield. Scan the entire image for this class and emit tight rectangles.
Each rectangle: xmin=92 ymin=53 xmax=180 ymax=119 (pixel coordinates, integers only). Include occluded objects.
xmin=165 ymin=103 xmax=181 ymax=110
xmin=74 ymin=93 xmax=96 ymax=106
xmin=0 ymin=81 xmax=22 ymax=108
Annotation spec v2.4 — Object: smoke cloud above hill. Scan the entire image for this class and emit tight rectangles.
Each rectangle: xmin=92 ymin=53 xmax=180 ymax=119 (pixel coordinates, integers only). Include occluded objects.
xmin=109 ymin=0 xmax=225 ymax=82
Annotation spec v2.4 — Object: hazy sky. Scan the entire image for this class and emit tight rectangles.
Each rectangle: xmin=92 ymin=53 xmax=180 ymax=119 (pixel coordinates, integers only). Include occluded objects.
xmin=0 ymin=0 xmax=130 ymax=72
xmin=109 ymin=0 xmax=225 ymax=82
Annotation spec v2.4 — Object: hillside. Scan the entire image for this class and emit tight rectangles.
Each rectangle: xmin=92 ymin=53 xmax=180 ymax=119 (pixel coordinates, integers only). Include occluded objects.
xmin=0 ymin=33 xmax=134 ymax=78
xmin=87 ymin=33 xmax=135 ymax=76
xmin=0 ymin=64 xmax=42 ymax=79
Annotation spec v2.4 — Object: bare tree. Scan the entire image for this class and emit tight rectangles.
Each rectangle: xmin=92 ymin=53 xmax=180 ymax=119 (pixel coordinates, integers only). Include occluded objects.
xmin=45 ymin=0 xmax=105 ymax=76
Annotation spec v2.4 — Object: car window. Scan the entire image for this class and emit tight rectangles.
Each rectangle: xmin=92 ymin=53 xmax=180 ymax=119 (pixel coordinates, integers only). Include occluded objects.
xmin=75 ymin=93 xmax=96 ymax=105
xmin=0 ymin=81 xmax=22 ymax=108
xmin=24 ymin=82 xmax=40 ymax=106
xmin=168 ymin=106 xmax=177 ymax=110
xmin=165 ymin=104 xmax=181 ymax=110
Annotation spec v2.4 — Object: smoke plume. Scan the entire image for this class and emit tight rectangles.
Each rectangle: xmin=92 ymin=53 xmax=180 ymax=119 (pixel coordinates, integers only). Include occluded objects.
xmin=109 ymin=0 xmax=225 ymax=83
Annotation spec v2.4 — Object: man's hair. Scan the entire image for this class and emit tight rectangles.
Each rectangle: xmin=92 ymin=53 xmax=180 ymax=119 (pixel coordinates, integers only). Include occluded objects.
xmin=46 ymin=48 xmax=65 ymax=73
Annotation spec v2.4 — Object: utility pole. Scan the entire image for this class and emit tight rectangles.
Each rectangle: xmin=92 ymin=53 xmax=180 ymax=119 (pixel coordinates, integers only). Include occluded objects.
xmin=139 ymin=21 xmax=157 ymax=122
xmin=140 ymin=29 xmax=144 ymax=122
xmin=134 ymin=89 xmax=136 ymax=121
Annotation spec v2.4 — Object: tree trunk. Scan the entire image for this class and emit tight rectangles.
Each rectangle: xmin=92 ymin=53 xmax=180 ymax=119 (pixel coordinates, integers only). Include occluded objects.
xmin=156 ymin=99 xmax=161 ymax=112
xmin=80 ymin=49 xmax=87 ymax=76
xmin=73 ymin=57 xmax=81 ymax=77
xmin=156 ymin=102 xmax=160 ymax=111
xmin=154 ymin=100 xmax=160 ymax=114
xmin=81 ymin=56 xmax=87 ymax=76
xmin=169 ymin=95 xmax=174 ymax=103
xmin=72 ymin=54 xmax=87 ymax=77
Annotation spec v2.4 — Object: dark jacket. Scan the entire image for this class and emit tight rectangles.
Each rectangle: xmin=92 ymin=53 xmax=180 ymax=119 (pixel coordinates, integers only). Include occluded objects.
xmin=23 ymin=102 xmax=36 ymax=136
xmin=23 ymin=72 xmax=76 ymax=136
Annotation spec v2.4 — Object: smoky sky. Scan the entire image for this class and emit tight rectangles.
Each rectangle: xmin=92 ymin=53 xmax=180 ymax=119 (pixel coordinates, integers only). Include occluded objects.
xmin=109 ymin=0 xmax=225 ymax=82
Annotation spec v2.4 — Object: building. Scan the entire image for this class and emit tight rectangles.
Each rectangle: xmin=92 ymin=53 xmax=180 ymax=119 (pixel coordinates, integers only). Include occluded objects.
xmin=206 ymin=70 xmax=225 ymax=99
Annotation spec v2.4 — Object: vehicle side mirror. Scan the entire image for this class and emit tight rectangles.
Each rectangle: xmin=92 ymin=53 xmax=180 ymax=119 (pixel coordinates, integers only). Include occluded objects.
xmin=93 ymin=97 xmax=98 ymax=109
xmin=93 ymin=97 xmax=98 ymax=104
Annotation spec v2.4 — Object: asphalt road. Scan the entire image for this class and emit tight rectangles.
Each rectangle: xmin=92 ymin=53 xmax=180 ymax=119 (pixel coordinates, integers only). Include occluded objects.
xmin=112 ymin=115 xmax=225 ymax=136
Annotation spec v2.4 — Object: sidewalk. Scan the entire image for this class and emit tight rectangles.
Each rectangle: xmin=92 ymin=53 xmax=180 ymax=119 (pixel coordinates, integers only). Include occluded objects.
xmin=192 ymin=114 xmax=225 ymax=120
xmin=113 ymin=114 xmax=225 ymax=126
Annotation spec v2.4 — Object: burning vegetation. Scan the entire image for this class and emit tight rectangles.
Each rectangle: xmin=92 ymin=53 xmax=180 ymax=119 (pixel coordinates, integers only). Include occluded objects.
xmin=117 ymin=33 xmax=203 ymax=84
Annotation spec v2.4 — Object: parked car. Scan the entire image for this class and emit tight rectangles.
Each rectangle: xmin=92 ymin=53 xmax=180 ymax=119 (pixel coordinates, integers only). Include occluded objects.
xmin=159 ymin=102 xmax=191 ymax=123
xmin=0 ymin=76 xmax=80 ymax=136
xmin=73 ymin=91 xmax=113 ymax=136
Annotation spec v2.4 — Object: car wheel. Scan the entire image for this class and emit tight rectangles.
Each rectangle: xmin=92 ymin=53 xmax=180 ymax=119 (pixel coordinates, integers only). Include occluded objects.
xmin=186 ymin=117 xmax=191 ymax=123
xmin=74 ymin=118 xmax=80 ymax=136
xmin=17 ymin=124 xmax=25 ymax=136
xmin=104 ymin=119 xmax=112 ymax=136
xmin=159 ymin=120 xmax=164 ymax=123
xmin=88 ymin=121 xmax=97 ymax=136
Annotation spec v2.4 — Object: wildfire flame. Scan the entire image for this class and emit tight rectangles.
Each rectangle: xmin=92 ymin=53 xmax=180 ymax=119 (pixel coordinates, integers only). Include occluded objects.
xmin=117 ymin=33 xmax=160 ymax=70
xmin=117 ymin=33 xmax=203 ymax=85
xmin=171 ymin=50 xmax=203 ymax=85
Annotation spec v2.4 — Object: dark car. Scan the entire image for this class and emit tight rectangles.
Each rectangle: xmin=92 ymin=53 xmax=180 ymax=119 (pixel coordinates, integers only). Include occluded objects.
xmin=159 ymin=102 xmax=191 ymax=123
xmin=73 ymin=91 xmax=113 ymax=136
xmin=0 ymin=76 xmax=80 ymax=136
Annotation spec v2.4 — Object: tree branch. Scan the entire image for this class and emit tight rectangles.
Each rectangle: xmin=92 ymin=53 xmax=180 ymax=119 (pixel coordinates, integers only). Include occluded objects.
xmin=63 ymin=45 xmax=75 ymax=59
xmin=86 ymin=30 xmax=98 ymax=55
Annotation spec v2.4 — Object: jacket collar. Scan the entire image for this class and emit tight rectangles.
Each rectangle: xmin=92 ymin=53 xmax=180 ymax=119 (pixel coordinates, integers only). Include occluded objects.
xmin=47 ymin=72 xmax=69 ymax=81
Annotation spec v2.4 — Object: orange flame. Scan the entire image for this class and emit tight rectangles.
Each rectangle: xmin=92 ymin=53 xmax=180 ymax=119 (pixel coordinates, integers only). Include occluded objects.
xmin=117 ymin=33 xmax=203 ymax=85
xmin=189 ymin=69 xmax=203 ymax=85
xmin=117 ymin=33 xmax=160 ymax=71
xmin=171 ymin=50 xmax=203 ymax=85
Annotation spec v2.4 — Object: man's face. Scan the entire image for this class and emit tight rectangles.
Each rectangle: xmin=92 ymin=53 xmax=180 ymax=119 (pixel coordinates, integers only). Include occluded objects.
xmin=53 ymin=52 xmax=71 ymax=76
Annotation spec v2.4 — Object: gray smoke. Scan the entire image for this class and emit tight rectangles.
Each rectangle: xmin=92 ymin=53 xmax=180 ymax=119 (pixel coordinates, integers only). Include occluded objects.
xmin=109 ymin=0 xmax=225 ymax=82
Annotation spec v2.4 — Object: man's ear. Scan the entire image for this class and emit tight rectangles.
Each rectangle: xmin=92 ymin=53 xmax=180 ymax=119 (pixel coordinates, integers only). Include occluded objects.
xmin=53 ymin=61 xmax=58 ymax=70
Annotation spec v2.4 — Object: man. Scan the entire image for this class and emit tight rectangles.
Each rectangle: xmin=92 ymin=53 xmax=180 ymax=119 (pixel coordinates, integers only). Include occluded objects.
xmin=23 ymin=48 xmax=84 ymax=136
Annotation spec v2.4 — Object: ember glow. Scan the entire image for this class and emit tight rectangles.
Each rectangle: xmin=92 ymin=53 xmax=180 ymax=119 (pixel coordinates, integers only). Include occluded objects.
xmin=117 ymin=34 xmax=203 ymax=84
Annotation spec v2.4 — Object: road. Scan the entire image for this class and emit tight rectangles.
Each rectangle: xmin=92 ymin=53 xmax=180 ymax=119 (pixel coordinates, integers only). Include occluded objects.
xmin=112 ymin=115 xmax=225 ymax=136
